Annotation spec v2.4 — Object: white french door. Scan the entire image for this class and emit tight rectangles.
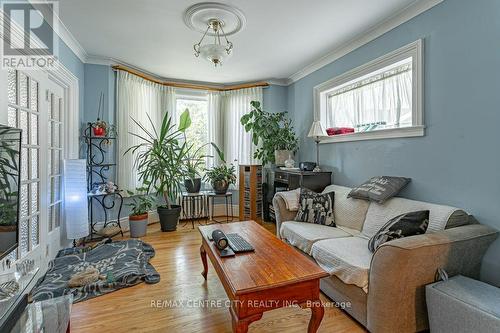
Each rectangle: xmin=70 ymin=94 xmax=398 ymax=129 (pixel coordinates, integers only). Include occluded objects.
xmin=6 ymin=69 xmax=65 ymax=269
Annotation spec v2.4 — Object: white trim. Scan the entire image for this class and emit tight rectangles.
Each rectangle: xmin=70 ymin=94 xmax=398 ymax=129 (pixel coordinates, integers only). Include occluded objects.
xmin=47 ymin=64 xmax=79 ymax=159
xmin=319 ymin=125 xmax=425 ymax=144
xmin=29 ymin=0 xmax=88 ymax=63
xmin=313 ymin=39 xmax=424 ymax=143
xmin=288 ymin=0 xmax=441 ymax=84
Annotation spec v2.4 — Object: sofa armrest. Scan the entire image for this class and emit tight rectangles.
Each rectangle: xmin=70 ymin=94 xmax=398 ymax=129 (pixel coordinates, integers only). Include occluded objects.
xmin=367 ymin=224 xmax=498 ymax=333
xmin=272 ymin=194 xmax=298 ymax=238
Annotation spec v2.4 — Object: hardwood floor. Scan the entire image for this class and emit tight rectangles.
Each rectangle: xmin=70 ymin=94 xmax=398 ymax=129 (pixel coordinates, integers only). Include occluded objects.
xmin=71 ymin=221 xmax=366 ymax=333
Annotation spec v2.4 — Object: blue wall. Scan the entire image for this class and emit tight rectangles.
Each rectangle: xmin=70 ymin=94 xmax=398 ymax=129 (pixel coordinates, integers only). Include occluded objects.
xmin=263 ymin=84 xmax=288 ymax=113
xmin=83 ymin=64 xmax=115 ymax=124
xmin=287 ymin=0 xmax=500 ymax=286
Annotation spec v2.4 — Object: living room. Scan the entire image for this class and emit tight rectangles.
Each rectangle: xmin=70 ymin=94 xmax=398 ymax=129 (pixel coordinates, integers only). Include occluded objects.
xmin=0 ymin=0 xmax=499 ymax=332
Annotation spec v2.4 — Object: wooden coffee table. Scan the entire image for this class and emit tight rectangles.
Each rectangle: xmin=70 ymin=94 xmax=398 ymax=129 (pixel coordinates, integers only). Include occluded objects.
xmin=199 ymin=221 xmax=329 ymax=333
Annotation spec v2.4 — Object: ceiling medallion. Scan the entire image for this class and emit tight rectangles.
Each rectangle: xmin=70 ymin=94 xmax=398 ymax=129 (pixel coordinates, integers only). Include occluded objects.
xmin=184 ymin=2 xmax=246 ymax=67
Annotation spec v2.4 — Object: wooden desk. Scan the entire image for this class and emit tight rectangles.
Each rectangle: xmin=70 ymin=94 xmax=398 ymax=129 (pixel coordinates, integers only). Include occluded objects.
xmin=199 ymin=221 xmax=328 ymax=333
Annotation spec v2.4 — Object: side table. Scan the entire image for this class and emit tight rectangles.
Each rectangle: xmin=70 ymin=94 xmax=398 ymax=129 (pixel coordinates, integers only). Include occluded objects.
xmin=206 ymin=192 xmax=234 ymax=224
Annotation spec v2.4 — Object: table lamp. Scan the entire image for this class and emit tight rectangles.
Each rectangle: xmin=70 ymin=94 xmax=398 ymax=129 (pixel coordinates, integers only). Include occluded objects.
xmin=307 ymin=121 xmax=327 ymax=172
xmin=64 ymin=159 xmax=89 ymax=242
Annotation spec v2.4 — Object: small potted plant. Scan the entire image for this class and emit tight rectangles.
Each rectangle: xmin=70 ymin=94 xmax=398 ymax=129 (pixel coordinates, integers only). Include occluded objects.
xmin=126 ymin=191 xmax=155 ymax=238
xmin=204 ymin=158 xmax=237 ymax=194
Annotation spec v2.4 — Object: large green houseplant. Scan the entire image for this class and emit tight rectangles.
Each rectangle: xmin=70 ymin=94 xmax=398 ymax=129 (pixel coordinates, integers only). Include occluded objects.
xmin=126 ymin=110 xmax=192 ymax=232
xmin=240 ymin=101 xmax=299 ymax=166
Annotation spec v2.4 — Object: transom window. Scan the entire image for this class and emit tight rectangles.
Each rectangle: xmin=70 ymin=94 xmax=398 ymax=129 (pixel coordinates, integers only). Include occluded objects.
xmin=314 ymin=40 xmax=424 ymax=143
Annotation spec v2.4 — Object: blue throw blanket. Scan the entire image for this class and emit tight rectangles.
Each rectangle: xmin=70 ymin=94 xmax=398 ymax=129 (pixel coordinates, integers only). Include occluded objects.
xmin=31 ymin=239 xmax=160 ymax=303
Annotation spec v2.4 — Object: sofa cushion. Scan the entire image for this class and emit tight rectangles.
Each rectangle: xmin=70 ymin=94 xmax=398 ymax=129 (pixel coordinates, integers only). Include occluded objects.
xmin=295 ymin=188 xmax=335 ymax=226
xmin=348 ymin=176 xmax=411 ymax=203
xmin=368 ymin=210 xmax=429 ymax=252
xmin=323 ymin=185 xmax=369 ymax=232
xmin=361 ymin=196 xmax=467 ymax=239
xmin=280 ymin=221 xmax=352 ymax=254
xmin=311 ymin=236 xmax=372 ymax=293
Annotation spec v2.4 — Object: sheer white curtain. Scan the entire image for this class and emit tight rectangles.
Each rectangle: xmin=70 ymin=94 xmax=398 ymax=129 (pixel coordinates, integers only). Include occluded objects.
xmin=221 ymin=87 xmax=263 ymax=168
xmin=116 ymin=71 xmax=176 ymax=191
xmin=327 ymin=66 xmax=412 ymax=130
xmin=207 ymin=92 xmax=222 ymax=167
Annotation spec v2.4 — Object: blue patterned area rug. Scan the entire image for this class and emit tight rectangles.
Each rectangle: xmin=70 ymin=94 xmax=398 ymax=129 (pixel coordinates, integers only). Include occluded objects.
xmin=31 ymin=239 xmax=160 ymax=303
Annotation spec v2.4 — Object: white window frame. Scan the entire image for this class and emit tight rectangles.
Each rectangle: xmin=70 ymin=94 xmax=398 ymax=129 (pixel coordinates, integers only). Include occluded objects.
xmin=313 ymin=39 xmax=424 ymax=144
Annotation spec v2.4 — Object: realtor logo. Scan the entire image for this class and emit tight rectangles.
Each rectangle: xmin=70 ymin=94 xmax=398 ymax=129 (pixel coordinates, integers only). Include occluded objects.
xmin=1 ymin=0 xmax=59 ymax=69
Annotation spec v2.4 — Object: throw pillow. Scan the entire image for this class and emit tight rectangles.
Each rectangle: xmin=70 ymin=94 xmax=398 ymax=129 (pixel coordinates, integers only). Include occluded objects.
xmin=368 ymin=210 xmax=429 ymax=252
xmin=348 ymin=176 xmax=411 ymax=203
xmin=294 ymin=188 xmax=335 ymax=227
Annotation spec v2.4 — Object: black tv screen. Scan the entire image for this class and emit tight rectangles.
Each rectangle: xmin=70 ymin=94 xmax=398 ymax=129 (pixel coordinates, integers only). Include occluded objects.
xmin=0 ymin=125 xmax=21 ymax=260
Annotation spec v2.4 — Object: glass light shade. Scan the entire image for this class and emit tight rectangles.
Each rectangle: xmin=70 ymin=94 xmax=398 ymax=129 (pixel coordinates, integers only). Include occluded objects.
xmin=199 ymin=44 xmax=231 ymax=65
xmin=63 ymin=159 xmax=89 ymax=239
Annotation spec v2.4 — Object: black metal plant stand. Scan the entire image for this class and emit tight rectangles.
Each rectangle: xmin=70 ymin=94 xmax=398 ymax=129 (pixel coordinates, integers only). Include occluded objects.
xmin=84 ymin=123 xmax=124 ymax=240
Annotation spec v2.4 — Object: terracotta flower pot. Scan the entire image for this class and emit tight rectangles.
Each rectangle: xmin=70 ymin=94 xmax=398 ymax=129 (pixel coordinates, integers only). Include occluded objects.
xmin=129 ymin=213 xmax=148 ymax=238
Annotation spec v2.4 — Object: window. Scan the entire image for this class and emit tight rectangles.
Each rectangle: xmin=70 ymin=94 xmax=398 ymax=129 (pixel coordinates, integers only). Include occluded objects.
xmin=314 ymin=40 xmax=423 ymax=143
xmin=176 ymin=95 xmax=209 ymax=173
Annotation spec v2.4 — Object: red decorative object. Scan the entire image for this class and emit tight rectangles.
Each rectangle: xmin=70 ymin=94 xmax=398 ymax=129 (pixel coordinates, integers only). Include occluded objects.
xmin=93 ymin=126 xmax=105 ymax=137
xmin=326 ymin=127 xmax=355 ymax=136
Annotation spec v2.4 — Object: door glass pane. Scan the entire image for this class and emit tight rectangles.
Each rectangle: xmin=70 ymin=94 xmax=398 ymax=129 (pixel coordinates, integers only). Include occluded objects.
xmin=30 ymin=149 xmax=38 ymax=179
xmin=52 ymin=150 xmax=60 ymax=175
xmin=30 ymin=114 xmax=38 ymax=145
xmin=8 ymin=69 xmax=16 ymax=104
xmin=21 ymin=148 xmax=28 ymax=180
xmin=51 ymin=123 xmax=59 ymax=148
xmin=20 ymin=184 xmax=28 ymax=219
xmin=54 ymin=203 xmax=61 ymax=228
xmin=20 ymin=110 xmax=28 ymax=144
xmin=8 ymin=106 xmax=17 ymax=127
xmin=30 ymin=80 xmax=38 ymax=111
xmin=20 ymin=219 xmax=29 ymax=256
xmin=30 ymin=215 xmax=39 ymax=248
xmin=48 ymin=206 xmax=53 ymax=231
xmin=19 ymin=72 xmax=28 ymax=108
xmin=31 ymin=182 xmax=38 ymax=215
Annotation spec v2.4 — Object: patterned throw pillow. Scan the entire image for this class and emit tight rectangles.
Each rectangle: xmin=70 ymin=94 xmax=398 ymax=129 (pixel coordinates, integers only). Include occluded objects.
xmin=368 ymin=210 xmax=429 ymax=252
xmin=348 ymin=176 xmax=411 ymax=203
xmin=294 ymin=188 xmax=335 ymax=227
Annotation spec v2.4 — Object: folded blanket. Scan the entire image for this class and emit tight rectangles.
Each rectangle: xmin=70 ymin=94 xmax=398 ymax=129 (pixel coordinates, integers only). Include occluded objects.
xmin=275 ymin=188 xmax=301 ymax=211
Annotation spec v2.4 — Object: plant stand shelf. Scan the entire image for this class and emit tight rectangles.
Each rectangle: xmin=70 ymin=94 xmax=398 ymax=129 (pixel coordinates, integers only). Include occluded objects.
xmin=84 ymin=123 xmax=124 ymax=240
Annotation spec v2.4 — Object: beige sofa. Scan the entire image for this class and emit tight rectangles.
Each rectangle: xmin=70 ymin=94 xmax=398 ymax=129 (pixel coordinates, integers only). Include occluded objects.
xmin=273 ymin=184 xmax=498 ymax=333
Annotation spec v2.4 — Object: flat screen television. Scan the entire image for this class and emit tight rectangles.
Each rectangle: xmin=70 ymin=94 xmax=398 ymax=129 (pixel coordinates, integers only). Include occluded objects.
xmin=0 ymin=125 xmax=21 ymax=260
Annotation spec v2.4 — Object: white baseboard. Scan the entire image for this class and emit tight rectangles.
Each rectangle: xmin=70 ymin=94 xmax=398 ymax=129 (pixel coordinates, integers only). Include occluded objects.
xmin=92 ymin=204 xmax=240 ymax=234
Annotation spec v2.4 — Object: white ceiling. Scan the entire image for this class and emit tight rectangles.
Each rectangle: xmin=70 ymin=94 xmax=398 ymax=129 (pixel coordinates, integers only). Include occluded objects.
xmin=58 ymin=0 xmax=422 ymax=84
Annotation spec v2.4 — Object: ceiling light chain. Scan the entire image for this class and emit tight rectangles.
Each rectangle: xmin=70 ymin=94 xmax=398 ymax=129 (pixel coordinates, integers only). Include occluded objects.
xmin=192 ymin=18 xmax=233 ymax=67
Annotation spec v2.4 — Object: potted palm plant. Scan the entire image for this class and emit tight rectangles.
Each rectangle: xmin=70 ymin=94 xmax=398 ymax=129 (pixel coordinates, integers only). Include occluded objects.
xmin=204 ymin=157 xmax=237 ymax=194
xmin=126 ymin=191 xmax=155 ymax=238
xmin=126 ymin=110 xmax=191 ymax=232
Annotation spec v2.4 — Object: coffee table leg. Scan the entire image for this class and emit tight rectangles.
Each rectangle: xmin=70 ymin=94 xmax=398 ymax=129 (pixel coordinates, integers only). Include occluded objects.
xmin=306 ymin=299 xmax=324 ymax=333
xmin=230 ymin=307 xmax=262 ymax=333
xmin=200 ymin=245 xmax=208 ymax=280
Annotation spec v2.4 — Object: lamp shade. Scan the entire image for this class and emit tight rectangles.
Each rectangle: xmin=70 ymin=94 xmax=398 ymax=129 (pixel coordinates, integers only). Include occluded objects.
xmin=63 ymin=159 xmax=89 ymax=240
xmin=307 ymin=121 xmax=327 ymax=138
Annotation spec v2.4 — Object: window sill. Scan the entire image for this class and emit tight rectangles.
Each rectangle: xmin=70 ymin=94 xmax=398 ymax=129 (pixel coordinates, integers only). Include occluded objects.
xmin=319 ymin=125 xmax=425 ymax=144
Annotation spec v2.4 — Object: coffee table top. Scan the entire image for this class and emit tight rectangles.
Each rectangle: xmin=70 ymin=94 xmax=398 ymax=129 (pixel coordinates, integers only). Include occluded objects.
xmin=198 ymin=221 xmax=328 ymax=296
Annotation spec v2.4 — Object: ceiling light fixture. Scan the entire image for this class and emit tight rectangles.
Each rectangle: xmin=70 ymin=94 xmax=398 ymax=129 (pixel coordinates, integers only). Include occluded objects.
xmin=193 ymin=19 xmax=232 ymax=67
xmin=184 ymin=3 xmax=246 ymax=67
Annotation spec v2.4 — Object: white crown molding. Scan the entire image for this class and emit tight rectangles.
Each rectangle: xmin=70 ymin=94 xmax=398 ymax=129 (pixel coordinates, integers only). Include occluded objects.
xmin=28 ymin=0 xmax=88 ymax=63
xmin=30 ymin=0 xmax=441 ymax=87
xmin=287 ymin=0 xmax=443 ymax=84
